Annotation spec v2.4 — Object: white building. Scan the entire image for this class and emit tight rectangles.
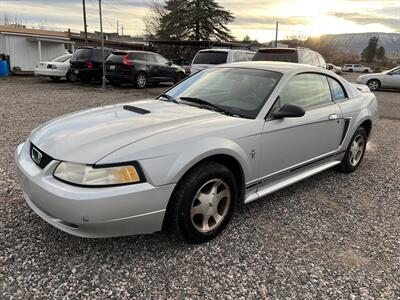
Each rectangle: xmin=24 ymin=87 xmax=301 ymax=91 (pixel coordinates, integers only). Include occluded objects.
xmin=0 ymin=25 xmax=75 ymax=73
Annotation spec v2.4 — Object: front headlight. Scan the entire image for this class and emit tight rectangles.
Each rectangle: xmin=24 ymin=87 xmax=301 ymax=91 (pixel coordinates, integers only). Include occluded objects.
xmin=53 ymin=162 xmax=144 ymax=187
xmin=51 ymin=65 xmax=57 ymax=69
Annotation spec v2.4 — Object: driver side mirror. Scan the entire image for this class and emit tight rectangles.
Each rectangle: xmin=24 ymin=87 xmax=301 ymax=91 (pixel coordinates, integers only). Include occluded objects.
xmin=271 ymin=104 xmax=305 ymax=119
xmin=168 ymin=61 xmax=173 ymax=66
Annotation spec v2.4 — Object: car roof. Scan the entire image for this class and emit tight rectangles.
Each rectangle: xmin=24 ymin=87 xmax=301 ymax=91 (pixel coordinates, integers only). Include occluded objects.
xmin=216 ymin=61 xmax=325 ymax=74
xmin=198 ymin=48 xmax=253 ymax=53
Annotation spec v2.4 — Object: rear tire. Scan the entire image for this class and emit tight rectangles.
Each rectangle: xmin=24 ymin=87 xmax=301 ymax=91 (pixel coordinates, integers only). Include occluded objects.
xmin=337 ymin=127 xmax=367 ymax=173
xmin=349 ymin=69 xmax=354 ymax=72
xmin=165 ymin=161 xmax=237 ymax=244
xmin=66 ymin=72 xmax=78 ymax=82
xmin=134 ymin=72 xmax=147 ymax=89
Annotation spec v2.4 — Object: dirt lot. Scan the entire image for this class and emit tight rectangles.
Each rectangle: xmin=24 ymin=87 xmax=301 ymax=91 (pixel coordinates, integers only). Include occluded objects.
xmin=1 ymin=75 xmax=399 ymax=299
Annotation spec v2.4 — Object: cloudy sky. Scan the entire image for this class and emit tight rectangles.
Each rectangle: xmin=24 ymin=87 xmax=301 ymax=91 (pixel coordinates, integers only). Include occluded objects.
xmin=0 ymin=0 xmax=399 ymax=41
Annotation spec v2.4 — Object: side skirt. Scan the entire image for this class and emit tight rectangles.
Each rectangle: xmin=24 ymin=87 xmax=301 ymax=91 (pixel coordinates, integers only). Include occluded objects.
xmin=244 ymin=154 xmax=344 ymax=204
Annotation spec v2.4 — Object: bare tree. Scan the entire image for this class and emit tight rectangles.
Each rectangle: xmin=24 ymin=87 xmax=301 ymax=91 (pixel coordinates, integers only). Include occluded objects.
xmin=143 ymin=0 xmax=166 ymax=38
xmin=1 ymin=13 xmax=24 ymax=26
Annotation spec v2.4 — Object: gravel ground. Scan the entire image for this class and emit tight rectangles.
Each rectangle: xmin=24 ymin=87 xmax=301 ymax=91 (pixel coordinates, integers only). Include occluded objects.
xmin=1 ymin=76 xmax=399 ymax=299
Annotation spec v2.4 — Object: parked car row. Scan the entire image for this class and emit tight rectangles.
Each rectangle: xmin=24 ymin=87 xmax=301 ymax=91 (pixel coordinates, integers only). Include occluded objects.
xmin=34 ymin=46 xmax=399 ymax=92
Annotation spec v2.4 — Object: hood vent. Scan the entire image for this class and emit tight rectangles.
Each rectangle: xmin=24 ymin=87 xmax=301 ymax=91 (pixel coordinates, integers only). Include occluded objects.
xmin=123 ymin=105 xmax=150 ymax=115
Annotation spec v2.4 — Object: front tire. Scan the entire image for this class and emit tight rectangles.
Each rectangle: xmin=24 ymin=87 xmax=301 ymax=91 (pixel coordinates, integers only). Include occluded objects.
xmin=165 ymin=161 xmax=237 ymax=244
xmin=367 ymin=79 xmax=380 ymax=91
xmin=337 ymin=127 xmax=367 ymax=173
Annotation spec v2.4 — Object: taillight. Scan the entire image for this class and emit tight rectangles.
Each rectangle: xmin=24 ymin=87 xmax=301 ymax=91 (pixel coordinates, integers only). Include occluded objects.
xmin=122 ymin=54 xmax=131 ymax=66
xmin=86 ymin=60 xmax=93 ymax=69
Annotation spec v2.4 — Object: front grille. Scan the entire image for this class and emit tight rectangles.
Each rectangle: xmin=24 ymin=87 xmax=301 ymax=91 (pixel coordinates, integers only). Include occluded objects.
xmin=30 ymin=143 xmax=53 ymax=169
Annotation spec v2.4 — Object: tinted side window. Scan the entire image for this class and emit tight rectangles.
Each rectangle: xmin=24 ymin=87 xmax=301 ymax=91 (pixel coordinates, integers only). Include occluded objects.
xmin=193 ymin=51 xmax=228 ymax=64
xmin=328 ymin=77 xmax=346 ymax=101
xmin=146 ymin=53 xmax=157 ymax=63
xmin=233 ymin=52 xmax=247 ymax=62
xmin=301 ymin=50 xmax=313 ymax=65
xmin=128 ymin=52 xmax=145 ymax=61
xmin=155 ymin=54 xmax=169 ymax=64
xmin=253 ymin=51 xmax=298 ymax=63
xmin=318 ymin=54 xmax=326 ymax=68
xmin=279 ymin=74 xmax=333 ymax=109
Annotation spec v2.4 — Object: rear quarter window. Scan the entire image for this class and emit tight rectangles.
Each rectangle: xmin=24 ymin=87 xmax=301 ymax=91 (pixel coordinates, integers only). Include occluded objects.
xmin=128 ymin=52 xmax=146 ymax=61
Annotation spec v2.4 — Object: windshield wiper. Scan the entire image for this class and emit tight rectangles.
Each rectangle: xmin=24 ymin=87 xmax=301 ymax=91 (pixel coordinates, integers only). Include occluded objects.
xmin=158 ymin=94 xmax=178 ymax=103
xmin=180 ymin=96 xmax=235 ymax=116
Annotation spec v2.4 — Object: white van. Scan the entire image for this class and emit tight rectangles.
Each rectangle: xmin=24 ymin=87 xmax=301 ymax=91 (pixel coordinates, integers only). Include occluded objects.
xmin=190 ymin=49 xmax=255 ymax=74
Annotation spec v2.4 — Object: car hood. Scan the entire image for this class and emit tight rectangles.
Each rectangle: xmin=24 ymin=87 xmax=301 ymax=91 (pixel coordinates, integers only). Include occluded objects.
xmin=30 ymin=100 xmax=222 ymax=164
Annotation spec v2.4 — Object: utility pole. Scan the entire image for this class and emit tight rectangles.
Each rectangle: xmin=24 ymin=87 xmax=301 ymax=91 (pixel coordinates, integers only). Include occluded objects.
xmin=99 ymin=0 xmax=106 ymax=89
xmin=275 ymin=21 xmax=279 ymax=48
xmin=82 ymin=0 xmax=88 ymax=45
xmin=117 ymin=20 xmax=119 ymax=35
xmin=121 ymin=25 xmax=124 ymax=36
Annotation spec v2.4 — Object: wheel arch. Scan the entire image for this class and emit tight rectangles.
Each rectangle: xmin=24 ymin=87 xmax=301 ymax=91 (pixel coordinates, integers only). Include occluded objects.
xmin=359 ymin=119 xmax=373 ymax=138
xmin=175 ymin=153 xmax=246 ymax=201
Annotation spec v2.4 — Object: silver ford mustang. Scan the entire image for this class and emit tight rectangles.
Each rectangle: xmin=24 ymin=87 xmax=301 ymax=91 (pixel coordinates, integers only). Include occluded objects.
xmin=16 ymin=62 xmax=379 ymax=243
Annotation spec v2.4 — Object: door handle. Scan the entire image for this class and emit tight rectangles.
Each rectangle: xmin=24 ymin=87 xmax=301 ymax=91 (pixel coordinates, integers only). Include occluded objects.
xmin=329 ymin=114 xmax=339 ymax=120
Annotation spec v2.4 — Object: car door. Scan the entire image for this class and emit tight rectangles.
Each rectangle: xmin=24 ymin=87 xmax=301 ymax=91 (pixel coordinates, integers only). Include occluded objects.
xmin=145 ymin=53 xmax=161 ymax=81
xmin=258 ymin=73 xmax=344 ymax=183
xmin=155 ymin=54 xmax=175 ymax=80
xmin=384 ymin=68 xmax=400 ymax=88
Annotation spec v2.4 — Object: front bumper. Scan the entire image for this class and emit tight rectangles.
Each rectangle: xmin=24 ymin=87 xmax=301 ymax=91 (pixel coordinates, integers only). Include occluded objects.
xmin=15 ymin=142 xmax=176 ymax=238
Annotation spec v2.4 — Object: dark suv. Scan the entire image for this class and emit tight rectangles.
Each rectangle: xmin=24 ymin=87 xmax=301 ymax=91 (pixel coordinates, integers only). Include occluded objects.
xmin=70 ymin=47 xmax=113 ymax=82
xmin=105 ymin=50 xmax=186 ymax=88
xmin=253 ymin=47 xmax=327 ymax=69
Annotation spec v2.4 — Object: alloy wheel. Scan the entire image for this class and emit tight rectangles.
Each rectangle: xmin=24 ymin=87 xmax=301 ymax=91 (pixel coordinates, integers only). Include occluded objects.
xmin=136 ymin=74 xmax=146 ymax=88
xmin=349 ymin=134 xmax=365 ymax=167
xmin=368 ymin=80 xmax=379 ymax=91
xmin=190 ymin=179 xmax=231 ymax=233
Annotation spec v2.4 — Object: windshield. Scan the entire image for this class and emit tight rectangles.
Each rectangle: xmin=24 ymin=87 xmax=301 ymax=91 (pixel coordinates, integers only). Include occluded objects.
xmin=193 ymin=51 xmax=228 ymax=65
xmin=51 ymin=54 xmax=72 ymax=62
xmin=165 ymin=67 xmax=282 ymax=119
xmin=383 ymin=66 xmax=400 ymax=74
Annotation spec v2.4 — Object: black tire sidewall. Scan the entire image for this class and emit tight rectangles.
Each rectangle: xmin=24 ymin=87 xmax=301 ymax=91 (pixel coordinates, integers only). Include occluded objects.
xmin=174 ymin=163 xmax=237 ymax=243
xmin=340 ymin=127 xmax=368 ymax=173
xmin=135 ymin=73 xmax=146 ymax=89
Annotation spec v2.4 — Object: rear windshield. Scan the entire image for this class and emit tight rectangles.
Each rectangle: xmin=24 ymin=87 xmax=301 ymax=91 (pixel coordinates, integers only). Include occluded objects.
xmin=51 ymin=54 xmax=71 ymax=62
xmin=253 ymin=50 xmax=298 ymax=63
xmin=193 ymin=51 xmax=228 ymax=65
xmin=71 ymin=49 xmax=92 ymax=61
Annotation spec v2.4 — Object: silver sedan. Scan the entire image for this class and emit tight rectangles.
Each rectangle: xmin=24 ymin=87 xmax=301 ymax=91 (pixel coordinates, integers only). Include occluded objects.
xmin=16 ymin=62 xmax=379 ymax=243
xmin=357 ymin=66 xmax=400 ymax=91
